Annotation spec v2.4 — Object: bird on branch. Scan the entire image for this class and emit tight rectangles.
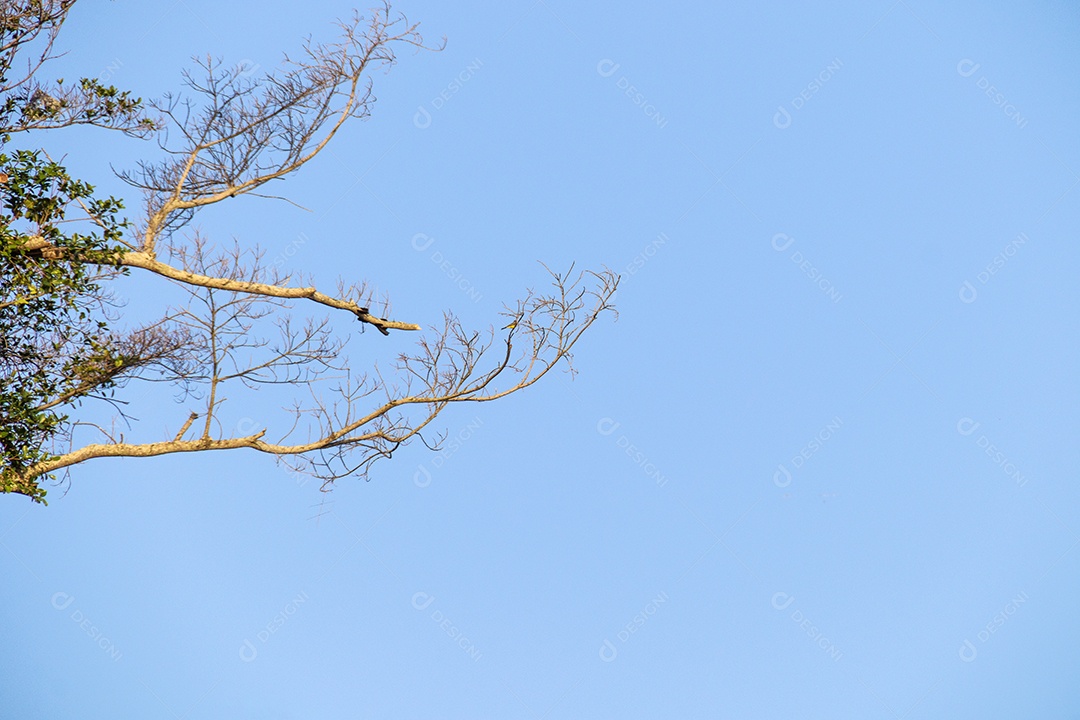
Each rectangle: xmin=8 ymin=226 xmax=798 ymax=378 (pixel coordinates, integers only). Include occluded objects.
xmin=354 ymin=306 xmax=390 ymax=336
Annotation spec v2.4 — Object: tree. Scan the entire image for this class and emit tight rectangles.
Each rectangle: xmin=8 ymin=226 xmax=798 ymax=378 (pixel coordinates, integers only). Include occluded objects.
xmin=0 ymin=1 xmax=618 ymax=504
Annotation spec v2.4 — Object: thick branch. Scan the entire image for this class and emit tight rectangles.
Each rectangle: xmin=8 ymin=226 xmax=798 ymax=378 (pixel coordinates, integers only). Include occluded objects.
xmin=5 ymin=239 xmax=418 ymax=334
xmin=118 ymin=251 xmax=418 ymax=334
xmin=12 ymin=267 xmax=619 ymax=490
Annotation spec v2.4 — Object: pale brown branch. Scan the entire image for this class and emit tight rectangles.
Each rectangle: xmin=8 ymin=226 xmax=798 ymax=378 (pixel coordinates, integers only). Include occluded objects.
xmin=118 ymin=250 xmax=420 ymax=334
xmin=3 ymin=4 xmax=616 ymax=506
xmin=174 ymin=412 xmax=199 ymax=441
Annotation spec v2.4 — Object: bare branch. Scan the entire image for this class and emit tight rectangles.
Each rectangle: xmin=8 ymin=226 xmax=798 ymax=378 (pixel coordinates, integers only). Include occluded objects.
xmin=120 ymin=4 xmax=438 ymax=249
xmin=118 ymin=249 xmax=420 ymax=335
xmin=174 ymin=411 xmax=198 ymax=441
xmin=16 ymin=267 xmax=618 ymax=487
xmin=3 ymin=3 xmax=617 ymax=505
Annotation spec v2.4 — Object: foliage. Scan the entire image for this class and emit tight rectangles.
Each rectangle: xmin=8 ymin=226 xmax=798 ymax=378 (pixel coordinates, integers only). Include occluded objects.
xmin=1 ymin=2 xmax=618 ymax=505
xmin=1 ymin=0 xmax=158 ymax=501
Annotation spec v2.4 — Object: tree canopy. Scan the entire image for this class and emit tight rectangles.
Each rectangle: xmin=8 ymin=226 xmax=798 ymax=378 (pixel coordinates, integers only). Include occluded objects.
xmin=0 ymin=1 xmax=617 ymax=503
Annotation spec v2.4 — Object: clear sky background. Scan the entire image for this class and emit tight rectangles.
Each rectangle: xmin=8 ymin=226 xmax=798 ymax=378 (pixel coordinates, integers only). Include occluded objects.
xmin=2 ymin=0 xmax=1079 ymax=717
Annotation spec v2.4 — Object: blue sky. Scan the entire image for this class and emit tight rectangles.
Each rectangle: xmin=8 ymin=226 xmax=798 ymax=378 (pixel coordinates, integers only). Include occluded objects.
xmin=3 ymin=0 xmax=1079 ymax=717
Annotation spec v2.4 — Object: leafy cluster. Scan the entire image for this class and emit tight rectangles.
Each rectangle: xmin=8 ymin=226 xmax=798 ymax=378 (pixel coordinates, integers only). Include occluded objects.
xmin=1 ymin=2 xmax=618 ymax=506
xmin=1 ymin=1 xmax=156 ymax=137
xmin=0 ymin=149 xmax=129 ymax=502
xmin=1 ymin=0 xmax=160 ymax=501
